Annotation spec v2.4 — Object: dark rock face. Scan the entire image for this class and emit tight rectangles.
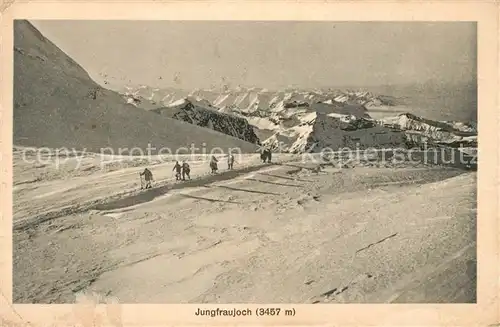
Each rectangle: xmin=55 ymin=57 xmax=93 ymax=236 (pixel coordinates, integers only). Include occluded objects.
xmin=339 ymin=117 xmax=377 ymax=131
xmin=153 ymin=100 xmax=261 ymax=145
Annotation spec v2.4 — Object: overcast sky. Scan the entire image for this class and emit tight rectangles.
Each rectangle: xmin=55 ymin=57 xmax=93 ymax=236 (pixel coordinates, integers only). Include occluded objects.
xmin=31 ymin=20 xmax=476 ymax=90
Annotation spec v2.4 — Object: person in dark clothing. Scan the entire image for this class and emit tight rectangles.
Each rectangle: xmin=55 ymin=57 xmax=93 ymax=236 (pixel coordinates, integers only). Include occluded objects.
xmin=261 ymin=148 xmax=272 ymax=163
xmin=173 ymin=161 xmax=182 ymax=181
xmin=210 ymin=155 xmax=219 ymax=174
xmin=139 ymin=168 xmax=154 ymax=189
xmin=227 ymin=153 xmax=235 ymax=170
xmin=260 ymin=151 xmax=267 ymax=163
xmin=181 ymin=161 xmax=191 ymax=181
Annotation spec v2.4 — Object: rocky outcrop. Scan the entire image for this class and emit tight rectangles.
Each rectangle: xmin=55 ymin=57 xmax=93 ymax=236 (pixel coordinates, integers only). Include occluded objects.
xmin=152 ymin=98 xmax=261 ymax=145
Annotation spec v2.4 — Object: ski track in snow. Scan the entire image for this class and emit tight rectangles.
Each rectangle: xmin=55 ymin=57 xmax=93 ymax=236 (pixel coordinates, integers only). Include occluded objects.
xmin=13 ymin=158 xmax=476 ymax=304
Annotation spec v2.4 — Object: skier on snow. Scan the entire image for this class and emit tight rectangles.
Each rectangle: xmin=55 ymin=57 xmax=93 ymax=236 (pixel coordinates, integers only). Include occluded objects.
xmin=181 ymin=161 xmax=191 ymax=181
xmin=139 ymin=168 xmax=154 ymax=189
xmin=260 ymin=147 xmax=272 ymax=163
xmin=173 ymin=161 xmax=182 ymax=181
xmin=227 ymin=153 xmax=235 ymax=170
xmin=210 ymin=155 xmax=219 ymax=174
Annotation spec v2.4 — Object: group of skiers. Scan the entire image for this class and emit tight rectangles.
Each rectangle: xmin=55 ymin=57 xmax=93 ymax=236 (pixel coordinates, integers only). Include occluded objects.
xmin=138 ymin=153 xmax=239 ymax=189
xmin=172 ymin=160 xmax=191 ymax=181
xmin=209 ymin=153 xmax=235 ymax=174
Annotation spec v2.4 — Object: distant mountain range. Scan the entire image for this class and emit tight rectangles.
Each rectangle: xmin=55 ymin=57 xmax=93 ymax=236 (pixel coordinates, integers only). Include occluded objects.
xmin=119 ymin=85 xmax=477 ymax=153
xmin=119 ymin=85 xmax=400 ymax=111
xmin=13 ymin=20 xmax=477 ymax=157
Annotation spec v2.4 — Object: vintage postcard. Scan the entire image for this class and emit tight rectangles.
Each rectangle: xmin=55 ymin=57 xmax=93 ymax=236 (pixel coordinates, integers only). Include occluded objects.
xmin=0 ymin=1 xmax=498 ymax=326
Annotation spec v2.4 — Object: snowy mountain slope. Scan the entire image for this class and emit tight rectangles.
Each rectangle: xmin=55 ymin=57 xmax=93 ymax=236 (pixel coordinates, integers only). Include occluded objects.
xmin=243 ymin=101 xmax=375 ymax=152
xmin=13 ymin=157 xmax=477 ymax=303
xmin=289 ymin=113 xmax=406 ymax=153
xmin=13 ymin=20 xmax=258 ymax=154
xmin=151 ymin=98 xmax=260 ymax=144
xmin=258 ymin=112 xmax=406 ymax=153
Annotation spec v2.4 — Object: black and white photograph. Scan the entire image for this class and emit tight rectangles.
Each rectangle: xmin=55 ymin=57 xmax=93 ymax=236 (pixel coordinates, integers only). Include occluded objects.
xmin=12 ymin=19 xmax=478 ymax=304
